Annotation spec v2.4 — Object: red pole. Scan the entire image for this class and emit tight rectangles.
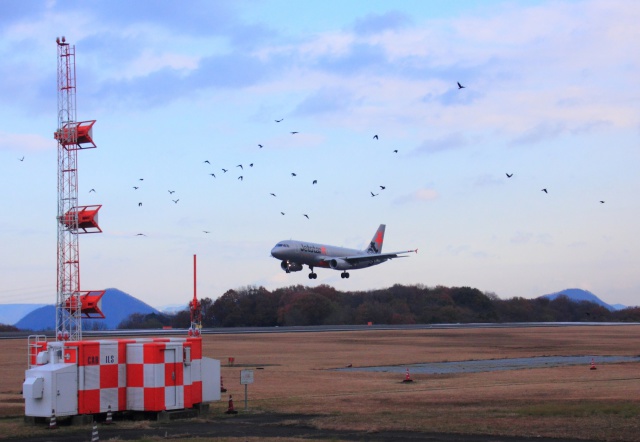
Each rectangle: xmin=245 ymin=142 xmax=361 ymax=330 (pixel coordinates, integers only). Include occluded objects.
xmin=193 ymin=254 xmax=197 ymax=304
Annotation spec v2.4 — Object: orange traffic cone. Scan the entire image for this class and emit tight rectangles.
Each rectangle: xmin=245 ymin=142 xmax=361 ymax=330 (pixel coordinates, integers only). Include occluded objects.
xmin=220 ymin=376 xmax=227 ymax=393
xmin=105 ymin=405 xmax=113 ymax=424
xmin=402 ymin=367 xmax=414 ymax=383
xmin=590 ymin=358 xmax=597 ymax=370
xmin=225 ymin=394 xmax=238 ymax=414
xmin=47 ymin=409 xmax=58 ymax=429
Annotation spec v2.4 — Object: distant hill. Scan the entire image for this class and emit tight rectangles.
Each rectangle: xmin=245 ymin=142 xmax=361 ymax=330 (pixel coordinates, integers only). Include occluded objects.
xmin=14 ymin=288 xmax=161 ymax=331
xmin=157 ymin=303 xmax=189 ymax=314
xmin=0 ymin=304 xmax=47 ymax=325
xmin=539 ymin=288 xmax=625 ymax=312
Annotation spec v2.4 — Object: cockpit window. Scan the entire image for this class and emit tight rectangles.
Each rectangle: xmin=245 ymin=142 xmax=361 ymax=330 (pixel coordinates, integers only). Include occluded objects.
xmin=276 ymin=243 xmax=290 ymax=248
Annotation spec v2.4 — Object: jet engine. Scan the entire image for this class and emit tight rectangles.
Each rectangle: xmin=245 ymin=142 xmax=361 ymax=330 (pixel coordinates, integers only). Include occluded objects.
xmin=281 ymin=260 xmax=303 ymax=273
xmin=329 ymin=258 xmax=351 ymax=270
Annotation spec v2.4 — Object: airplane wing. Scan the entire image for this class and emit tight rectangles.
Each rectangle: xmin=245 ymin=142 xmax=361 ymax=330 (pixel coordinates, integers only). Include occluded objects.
xmin=337 ymin=249 xmax=417 ymax=264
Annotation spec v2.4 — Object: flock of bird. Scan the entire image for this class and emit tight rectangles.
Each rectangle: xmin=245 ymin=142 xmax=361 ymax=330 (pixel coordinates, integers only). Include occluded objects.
xmin=17 ymin=81 xmax=606 ymax=238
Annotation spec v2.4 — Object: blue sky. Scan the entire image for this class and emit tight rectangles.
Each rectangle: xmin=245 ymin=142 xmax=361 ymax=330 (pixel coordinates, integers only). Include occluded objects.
xmin=0 ymin=0 xmax=638 ymax=310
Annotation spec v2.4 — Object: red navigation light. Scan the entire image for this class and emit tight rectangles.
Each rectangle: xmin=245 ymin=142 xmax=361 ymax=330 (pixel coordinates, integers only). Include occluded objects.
xmin=61 ymin=205 xmax=102 ymax=233
xmin=64 ymin=290 xmax=106 ymax=318
xmin=54 ymin=120 xmax=96 ymax=150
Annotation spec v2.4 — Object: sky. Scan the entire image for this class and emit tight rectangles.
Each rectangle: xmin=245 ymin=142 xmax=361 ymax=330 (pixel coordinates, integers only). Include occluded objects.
xmin=0 ymin=0 xmax=638 ymax=310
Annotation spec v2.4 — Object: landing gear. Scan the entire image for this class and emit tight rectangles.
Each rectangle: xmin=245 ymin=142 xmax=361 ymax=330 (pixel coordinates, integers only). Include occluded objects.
xmin=340 ymin=271 xmax=350 ymax=279
xmin=308 ymin=267 xmax=317 ymax=279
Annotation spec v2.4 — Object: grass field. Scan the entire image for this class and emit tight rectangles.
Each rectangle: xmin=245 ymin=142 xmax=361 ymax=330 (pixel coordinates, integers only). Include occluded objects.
xmin=2 ymin=325 xmax=640 ymax=441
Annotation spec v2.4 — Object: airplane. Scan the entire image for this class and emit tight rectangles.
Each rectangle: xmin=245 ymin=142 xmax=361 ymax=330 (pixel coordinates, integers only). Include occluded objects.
xmin=270 ymin=224 xmax=417 ymax=279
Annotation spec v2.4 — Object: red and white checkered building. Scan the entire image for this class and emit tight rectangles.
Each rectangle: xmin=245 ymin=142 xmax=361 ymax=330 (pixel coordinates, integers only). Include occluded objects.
xmin=23 ymin=337 xmax=220 ymax=418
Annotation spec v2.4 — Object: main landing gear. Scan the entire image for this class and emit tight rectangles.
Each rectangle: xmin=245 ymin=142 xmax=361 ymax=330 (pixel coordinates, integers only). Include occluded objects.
xmin=308 ymin=267 xmax=317 ymax=279
xmin=340 ymin=271 xmax=350 ymax=279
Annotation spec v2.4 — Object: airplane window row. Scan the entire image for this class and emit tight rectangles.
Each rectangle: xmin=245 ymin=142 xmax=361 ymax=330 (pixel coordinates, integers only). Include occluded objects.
xmin=275 ymin=243 xmax=290 ymax=248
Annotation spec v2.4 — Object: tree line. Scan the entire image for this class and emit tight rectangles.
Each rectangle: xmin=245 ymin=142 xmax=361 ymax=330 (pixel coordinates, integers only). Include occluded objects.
xmin=117 ymin=284 xmax=640 ymax=329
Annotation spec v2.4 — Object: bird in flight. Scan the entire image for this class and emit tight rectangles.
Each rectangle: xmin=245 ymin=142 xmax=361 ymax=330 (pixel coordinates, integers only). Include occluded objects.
xmin=258 ymin=144 xmax=263 ymax=148
xmin=270 ymin=193 xmax=276 ymax=197
xmin=237 ymin=164 xmax=243 ymax=170
xmin=138 ymin=202 xmax=142 ymax=207
xmin=133 ymin=186 xmax=139 ymax=190
xmin=238 ymin=176 xmax=243 ymax=181
xmin=139 ymin=178 xmax=144 ymax=181
xmin=203 ymin=230 xmax=210 ymax=234
xmin=303 ymin=214 xmax=309 ymax=219
xmin=222 ymin=168 xmax=228 ymax=173
xmin=135 ymin=233 xmax=146 ymax=236
xmin=373 ymin=135 xmax=378 ymax=140
xmin=209 ymin=173 xmax=216 ymax=178
xmin=380 ymin=186 xmax=386 ymax=190
xmin=457 ymin=82 xmax=465 ymax=89
xmin=168 ymin=190 xmax=175 ymax=194
xmin=600 ymin=200 xmax=605 ymax=204
xmin=393 ymin=149 xmax=398 ymax=153
xmin=281 ymin=212 xmax=285 ymax=215
xmin=290 ymin=131 xmax=298 ymax=135
xmin=312 ymin=180 xmax=317 ymax=185
xmin=291 ymin=173 xmax=297 ymax=177
xmin=19 ymin=156 xmax=24 ymax=161
xmin=172 ymin=199 xmax=179 ymax=204
xmin=204 ymin=160 xmax=210 ymax=164
xmin=275 ymin=118 xmax=283 ymax=123
xmin=249 ymin=163 xmax=254 ymax=167
xmin=89 ymin=188 xmax=96 ymax=193
xmin=541 ymin=188 xmax=548 ymax=193
xmin=506 ymin=173 xmax=513 ymax=178
xmin=371 ymin=192 xmax=378 ymax=197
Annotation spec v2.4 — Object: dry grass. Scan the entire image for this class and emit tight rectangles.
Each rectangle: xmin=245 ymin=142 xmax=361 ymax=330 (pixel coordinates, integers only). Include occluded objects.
xmin=2 ymin=325 xmax=640 ymax=441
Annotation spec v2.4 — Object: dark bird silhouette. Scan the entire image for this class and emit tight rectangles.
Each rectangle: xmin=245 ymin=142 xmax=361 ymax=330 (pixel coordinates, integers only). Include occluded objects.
xmin=238 ymin=176 xmax=243 ymax=181
xmin=506 ymin=173 xmax=513 ymax=178
xmin=89 ymin=188 xmax=96 ymax=193
xmin=204 ymin=160 xmax=210 ymax=164
xmin=168 ymin=190 xmax=175 ymax=194
xmin=222 ymin=168 xmax=228 ymax=173
xmin=600 ymin=200 xmax=605 ymax=204
xmin=249 ymin=163 xmax=254 ymax=167
xmin=457 ymin=81 xmax=465 ymax=89
xmin=270 ymin=193 xmax=276 ymax=197
xmin=281 ymin=212 xmax=285 ymax=215
xmin=209 ymin=173 xmax=216 ymax=178
xmin=303 ymin=214 xmax=309 ymax=219
xmin=290 ymin=131 xmax=298 ymax=134
xmin=258 ymin=144 xmax=263 ymax=148
xmin=19 ymin=156 xmax=24 ymax=161
xmin=139 ymin=178 xmax=144 ymax=181
xmin=291 ymin=173 xmax=297 ymax=177
xmin=138 ymin=202 xmax=142 ymax=207
xmin=371 ymin=192 xmax=378 ymax=197
xmin=133 ymin=186 xmax=139 ymax=190
xmin=172 ymin=199 xmax=179 ymax=204
xmin=393 ymin=149 xmax=398 ymax=153
xmin=203 ymin=230 xmax=210 ymax=233
xmin=135 ymin=233 xmax=146 ymax=236
xmin=275 ymin=118 xmax=283 ymax=123
xmin=380 ymin=186 xmax=386 ymax=190
xmin=312 ymin=180 xmax=317 ymax=185
xmin=541 ymin=188 xmax=548 ymax=193
xmin=373 ymin=135 xmax=378 ymax=140
xmin=237 ymin=164 xmax=243 ymax=170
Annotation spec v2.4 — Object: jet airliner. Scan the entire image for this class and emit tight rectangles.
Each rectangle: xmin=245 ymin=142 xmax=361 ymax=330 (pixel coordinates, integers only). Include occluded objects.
xmin=271 ymin=224 xmax=416 ymax=279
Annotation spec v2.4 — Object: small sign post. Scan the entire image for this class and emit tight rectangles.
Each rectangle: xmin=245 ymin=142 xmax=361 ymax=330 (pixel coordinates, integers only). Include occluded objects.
xmin=240 ymin=369 xmax=254 ymax=411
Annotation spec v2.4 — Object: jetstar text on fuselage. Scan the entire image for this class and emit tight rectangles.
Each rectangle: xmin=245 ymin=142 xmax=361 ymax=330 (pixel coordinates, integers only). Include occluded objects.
xmin=300 ymin=243 xmax=325 ymax=254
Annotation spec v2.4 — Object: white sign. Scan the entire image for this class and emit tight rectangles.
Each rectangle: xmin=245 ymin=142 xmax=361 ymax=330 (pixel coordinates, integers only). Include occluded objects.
xmin=240 ymin=369 xmax=254 ymax=385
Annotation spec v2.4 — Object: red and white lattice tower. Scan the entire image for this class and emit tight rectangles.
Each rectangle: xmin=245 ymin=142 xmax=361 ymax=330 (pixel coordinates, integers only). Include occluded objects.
xmin=54 ymin=36 xmax=104 ymax=342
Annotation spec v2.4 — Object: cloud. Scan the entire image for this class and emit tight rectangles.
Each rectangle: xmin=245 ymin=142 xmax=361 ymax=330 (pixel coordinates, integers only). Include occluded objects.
xmin=0 ymin=131 xmax=52 ymax=152
xmin=352 ymin=11 xmax=412 ymax=36
xmin=393 ymin=188 xmax=438 ymax=205
xmin=510 ymin=122 xmax=566 ymax=146
xmin=314 ymin=42 xmax=387 ymax=75
xmin=293 ymin=87 xmax=358 ymax=116
xmin=413 ymin=132 xmax=469 ymax=155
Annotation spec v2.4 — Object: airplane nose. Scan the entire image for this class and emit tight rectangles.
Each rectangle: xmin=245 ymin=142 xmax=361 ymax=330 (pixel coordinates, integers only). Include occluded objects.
xmin=271 ymin=246 xmax=281 ymax=258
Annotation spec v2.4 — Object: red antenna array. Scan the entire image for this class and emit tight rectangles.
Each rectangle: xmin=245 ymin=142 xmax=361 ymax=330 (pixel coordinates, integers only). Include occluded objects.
xmin=189 ymin=254 xmax=202 ymax=336
xmin=55 ymin=36 xmax=104 ymax=342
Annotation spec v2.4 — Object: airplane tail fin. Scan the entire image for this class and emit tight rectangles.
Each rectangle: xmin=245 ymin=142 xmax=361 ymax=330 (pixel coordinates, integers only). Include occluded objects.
xmin=365 ymin=224 xmax=385 ymax=254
